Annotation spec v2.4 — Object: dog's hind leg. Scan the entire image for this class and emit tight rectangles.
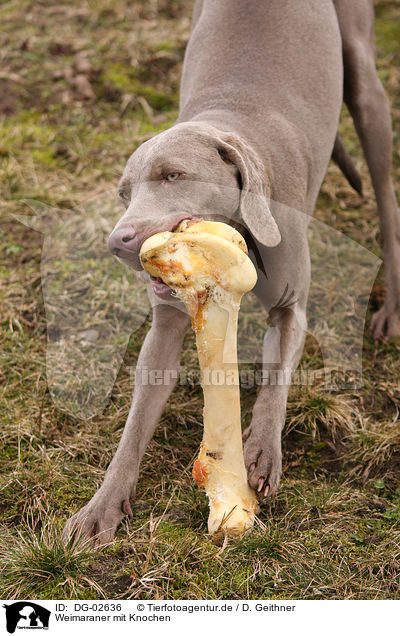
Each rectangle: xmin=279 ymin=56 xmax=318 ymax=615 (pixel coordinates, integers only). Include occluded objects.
xmin=334 ymin=0 xmax=400 ymax=341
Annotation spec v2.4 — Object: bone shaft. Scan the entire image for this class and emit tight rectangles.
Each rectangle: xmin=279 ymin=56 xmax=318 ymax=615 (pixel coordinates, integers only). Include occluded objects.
xmin=194 ymin=297 xmax=246 ymax=478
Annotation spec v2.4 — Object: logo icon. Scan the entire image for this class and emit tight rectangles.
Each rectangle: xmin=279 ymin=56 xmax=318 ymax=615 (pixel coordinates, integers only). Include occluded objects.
xmin=3 ymin=603 xmax=50 ymax=634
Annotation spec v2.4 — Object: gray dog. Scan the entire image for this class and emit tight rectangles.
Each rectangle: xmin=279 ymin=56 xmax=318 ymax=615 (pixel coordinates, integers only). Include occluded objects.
xmin=63 ymin=0 xmax=399 ymax=544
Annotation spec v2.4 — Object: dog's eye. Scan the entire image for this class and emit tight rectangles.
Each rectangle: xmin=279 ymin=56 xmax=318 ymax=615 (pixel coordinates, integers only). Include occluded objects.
xmin=165 ymin=173 xmax=180 ymax=182
xmin=118 ymin=189 xmax=130 ymax=202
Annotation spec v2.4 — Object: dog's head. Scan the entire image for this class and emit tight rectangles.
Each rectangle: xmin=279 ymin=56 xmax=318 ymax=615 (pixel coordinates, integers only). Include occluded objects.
xmin=109 ymin=122 xmax=280 ymax=295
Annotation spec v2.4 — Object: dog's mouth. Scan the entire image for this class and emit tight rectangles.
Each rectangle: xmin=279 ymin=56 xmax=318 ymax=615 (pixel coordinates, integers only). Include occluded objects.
xmin=150 ymin=275 xmax=175 ymax=298
xmin=149 ymin=217 xmax=201 ymax=299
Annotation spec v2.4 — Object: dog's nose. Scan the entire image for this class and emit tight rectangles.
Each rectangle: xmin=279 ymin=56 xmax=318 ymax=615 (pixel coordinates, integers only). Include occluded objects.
xmin=108 ymin=224 xmax=137 ymax=255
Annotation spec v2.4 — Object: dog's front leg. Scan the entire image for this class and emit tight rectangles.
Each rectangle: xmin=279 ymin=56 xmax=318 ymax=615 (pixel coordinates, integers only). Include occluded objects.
xmin=63 ymin=302 xmax=190 ymax=545
xmin=243 ymin=300 xmax=307 ymax=497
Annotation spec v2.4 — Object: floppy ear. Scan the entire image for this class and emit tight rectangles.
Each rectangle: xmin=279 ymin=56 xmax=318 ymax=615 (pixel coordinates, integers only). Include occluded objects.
xmin=215 ymin=132 xmax=281 ymax=247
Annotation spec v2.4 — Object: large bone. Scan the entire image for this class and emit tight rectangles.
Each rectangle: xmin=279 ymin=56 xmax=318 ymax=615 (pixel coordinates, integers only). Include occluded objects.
xmin=140 ymin=220 xmax=258 ymax=543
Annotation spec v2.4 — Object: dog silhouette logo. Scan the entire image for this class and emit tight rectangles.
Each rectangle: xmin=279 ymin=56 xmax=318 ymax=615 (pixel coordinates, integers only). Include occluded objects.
xmin=3 ymin=602 xmax=50 ymax=634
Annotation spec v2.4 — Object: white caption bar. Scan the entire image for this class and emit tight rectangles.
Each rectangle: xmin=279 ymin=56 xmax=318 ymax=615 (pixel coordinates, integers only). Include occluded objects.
xmin=1 ymin=600 xmax=399 ymax=636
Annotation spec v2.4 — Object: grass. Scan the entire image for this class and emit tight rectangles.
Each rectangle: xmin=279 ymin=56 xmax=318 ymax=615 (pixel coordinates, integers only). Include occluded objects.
xmin=0 ymin=0 xmax=400 ymax=600
xmin=0 ymin=513 xmax=107 ymax=599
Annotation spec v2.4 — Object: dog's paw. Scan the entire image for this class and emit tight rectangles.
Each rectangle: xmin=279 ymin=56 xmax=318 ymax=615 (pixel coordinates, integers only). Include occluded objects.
xmin=370 ymin=302 xmax=400 ymax=343
xmin=243 ymin=425 xmax=282 ymax=498
xmin=62 ymin=489 xmax=133 ymax=546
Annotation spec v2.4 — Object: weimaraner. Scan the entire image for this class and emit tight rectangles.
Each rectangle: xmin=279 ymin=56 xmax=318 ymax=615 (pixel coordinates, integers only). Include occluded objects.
xmin=63 ymin=0 xmax=399 ymax=544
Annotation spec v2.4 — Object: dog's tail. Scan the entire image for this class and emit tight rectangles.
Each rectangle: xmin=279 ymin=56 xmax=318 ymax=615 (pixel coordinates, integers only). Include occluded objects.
xmin=332 ymin=133 xmax=363 ymax=196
